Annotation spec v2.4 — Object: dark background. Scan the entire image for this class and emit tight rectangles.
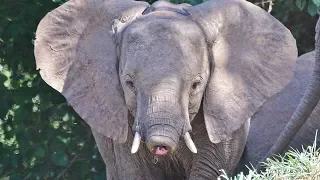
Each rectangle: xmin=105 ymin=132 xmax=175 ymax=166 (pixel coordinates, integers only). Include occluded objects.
xmin=0 ymin=0 xmax=318 ymax=179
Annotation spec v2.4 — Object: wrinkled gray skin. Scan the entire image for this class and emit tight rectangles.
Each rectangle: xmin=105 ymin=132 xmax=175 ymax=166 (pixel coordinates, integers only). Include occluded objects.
xmin=237 ymin=51 xmax=320 ymax=171
xmin=257 ymin=18 xmax=320 ymax=164
xmin=34 ymin=0 xmax=296 ymax=179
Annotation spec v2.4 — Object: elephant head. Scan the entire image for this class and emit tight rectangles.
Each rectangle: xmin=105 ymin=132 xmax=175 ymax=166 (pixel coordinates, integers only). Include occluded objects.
xmin=34 ymin=0 xmax=296 ymax=156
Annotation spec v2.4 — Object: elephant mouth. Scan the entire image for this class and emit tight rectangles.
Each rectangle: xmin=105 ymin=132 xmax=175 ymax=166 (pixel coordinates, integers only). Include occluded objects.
xmin=131 ymin=112 xmax=197 ymax=155
xmin=131 ymin=127 xmax=198 ymax=155
xmin=146 ymin=126 xmax=179 ymax=156
xmin=154 ymin=146 xmax=169 ymax=155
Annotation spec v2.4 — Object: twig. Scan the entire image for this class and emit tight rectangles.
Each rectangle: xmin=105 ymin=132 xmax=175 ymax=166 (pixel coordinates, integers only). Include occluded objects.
xmin=254 ymin=0 xmax=274 ymax=13
xmin=268 ymin=1 xmax=274 ymax=13
xmin=54 ymin=132 xmax=92 ymax=180
xmin=254 ymin=0 xmax=273 ymax=5
xmin=54 ymin=154 xmax=79 ymax=180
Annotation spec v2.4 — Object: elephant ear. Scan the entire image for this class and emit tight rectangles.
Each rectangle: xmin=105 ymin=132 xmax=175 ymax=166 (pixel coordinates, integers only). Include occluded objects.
xmin=186 ymin=0 xmax=297 ymax=143
xmin=34 ymin=0 xmax=148 ymax=143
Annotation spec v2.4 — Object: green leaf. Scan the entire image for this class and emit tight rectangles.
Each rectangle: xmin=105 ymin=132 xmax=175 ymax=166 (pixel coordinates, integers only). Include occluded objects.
xmin=34 ymin=147 xmax=45 ymax=158
xmin=0 ymin=74 xmax=6 ymax=84
xmin=51 ymin=151 xmax=68 ymax=167
xmin=10 ymin=155 xmax=18 ymax=168
xmin=308 ymin=0 xmax=318 ymax=16
xmin=94 ymin=171 xmax=106 ymax=180
xmin=313 ymin=0 xmax=320 ymax=7
xmin=9 ymin=174 xmax=22 ymax=180
xmin=296 ymin=0 xmax=307 ymax=10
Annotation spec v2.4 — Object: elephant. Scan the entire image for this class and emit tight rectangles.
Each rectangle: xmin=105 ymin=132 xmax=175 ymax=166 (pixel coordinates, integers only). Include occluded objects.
xmin=255 ymin=18 xmax=320 ymax=165
xmin=237 ymin=51 xmax=320 ymax=171
xmin=34 ymin=0 xmax=297 ymax=179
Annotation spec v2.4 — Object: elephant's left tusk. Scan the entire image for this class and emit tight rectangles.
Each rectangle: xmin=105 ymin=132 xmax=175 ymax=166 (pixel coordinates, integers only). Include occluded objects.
xmin=131 ymin=132 xmax=141 ymax=154
xmin=184 ymin=132 xmax=197 ymax=153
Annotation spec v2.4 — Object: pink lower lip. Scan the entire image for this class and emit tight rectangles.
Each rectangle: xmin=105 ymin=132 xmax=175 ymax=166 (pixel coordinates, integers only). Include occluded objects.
xmin=154 ymin=146 xmax=169 ymax=155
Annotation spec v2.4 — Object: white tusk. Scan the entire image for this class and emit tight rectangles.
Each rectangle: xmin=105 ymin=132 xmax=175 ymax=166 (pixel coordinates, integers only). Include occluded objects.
xmin=131 ymin=132 xmax=141 ymax=154
xmin=184 ymin=132 xmax=198 ymax=153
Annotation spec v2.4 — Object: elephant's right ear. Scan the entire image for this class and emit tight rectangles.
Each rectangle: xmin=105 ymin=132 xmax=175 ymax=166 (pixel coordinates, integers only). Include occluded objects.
xmin=186 ymin=0 xmax=297 ymax=144
xmin=34 ymin=0 xmax=149 ymax=143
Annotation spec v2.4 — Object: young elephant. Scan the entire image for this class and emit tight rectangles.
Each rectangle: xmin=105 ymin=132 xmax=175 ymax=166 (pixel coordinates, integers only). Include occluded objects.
xmin=34 ymin=0 xmax=296 ymax=179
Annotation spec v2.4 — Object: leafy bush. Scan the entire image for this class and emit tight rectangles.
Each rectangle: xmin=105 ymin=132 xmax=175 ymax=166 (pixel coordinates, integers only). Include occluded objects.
xmin=273 ymin=0 xmax=319 ymax=54
xmin=0 ymin=1 xmax=106 ymax=179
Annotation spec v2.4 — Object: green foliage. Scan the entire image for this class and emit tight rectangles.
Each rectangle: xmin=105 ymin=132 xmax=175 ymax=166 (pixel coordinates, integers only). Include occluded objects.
xmin=220 ymin=133 xmax=320 ymax=179
xmin=294 ymin=0 xmax=320 ymax=16
xmin=0 ymin=0 xmax=318 ymax=179
xmin=272 ymin=0 xmax=318 ymax=54
xmin=296 ymin=0 xmax=307 ymax=11
xmin=0 ymin=0 xmax=105 ymax=179
xmin=313 ymin=0 xmax=320 ymax=8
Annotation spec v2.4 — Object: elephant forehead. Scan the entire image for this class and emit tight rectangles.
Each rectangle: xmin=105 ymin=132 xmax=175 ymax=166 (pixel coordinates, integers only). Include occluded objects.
xmin=120 ymin=14 xmax=208 ymax=77
xmin=123 ymin=13 xmax=205 ymax=44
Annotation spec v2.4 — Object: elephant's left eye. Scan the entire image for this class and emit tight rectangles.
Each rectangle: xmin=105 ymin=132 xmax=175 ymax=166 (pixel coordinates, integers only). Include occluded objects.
xmin=124 ymin=74 xmax=135 ymax=92
xmin=190 ymin=76 xmax=204 ymax=96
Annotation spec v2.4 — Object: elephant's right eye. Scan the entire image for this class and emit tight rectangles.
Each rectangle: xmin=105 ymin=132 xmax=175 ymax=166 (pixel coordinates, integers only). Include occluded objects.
xmin=126 ymin=80 xmax=135 ymax=90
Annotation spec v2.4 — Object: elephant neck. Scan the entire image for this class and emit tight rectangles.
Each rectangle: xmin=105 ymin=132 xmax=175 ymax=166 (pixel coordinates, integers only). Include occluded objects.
xmin=190 ymin=107 xmax=205 ymax=130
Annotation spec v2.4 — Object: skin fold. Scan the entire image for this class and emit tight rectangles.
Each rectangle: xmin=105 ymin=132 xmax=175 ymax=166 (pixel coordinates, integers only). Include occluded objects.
xmin=34 ymin=0 xmax=297 ymax=179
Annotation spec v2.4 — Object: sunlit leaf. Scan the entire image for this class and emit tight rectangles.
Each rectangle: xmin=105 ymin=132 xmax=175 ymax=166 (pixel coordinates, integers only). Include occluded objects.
xmin=52 ymin=151 xmax=68 ymax=167
xmin=296 ymin=0 xmax=307 ymax=11
xmin=313 ymin=0 xmax=320 ymax=7
xmin=308 ymin=0 xmax=318 ymax=16
xmin=34 ymin=147 xmax=45 ymax=158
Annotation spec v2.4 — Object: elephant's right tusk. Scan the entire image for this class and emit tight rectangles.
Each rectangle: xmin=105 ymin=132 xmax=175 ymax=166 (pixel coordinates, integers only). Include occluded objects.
xmin=184 ymin=132 xmax=197 ymax=153
xmin=131 ymin=132 xmax=141 ymax=154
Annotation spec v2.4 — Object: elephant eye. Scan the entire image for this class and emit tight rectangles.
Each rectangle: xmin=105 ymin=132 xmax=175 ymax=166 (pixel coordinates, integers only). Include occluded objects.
xmin=192 ymin=81 xmax=201 ymax=90
xmin=125 ymin=80 xmax=135 ymax=90
xmin=190 ymin=76 xmax=203 ymax=96
xmin=124 ymin=75 xmax=135 ymax=91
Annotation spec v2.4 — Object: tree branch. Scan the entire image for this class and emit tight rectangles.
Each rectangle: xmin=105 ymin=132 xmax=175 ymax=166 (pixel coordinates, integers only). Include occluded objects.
xmin=254 ymin=0 xmax=274 ymax=13
xmin=54 ymin=132 xmax=92 ymax=180
xmin=54 ymin=154 xmax=79 ymax=180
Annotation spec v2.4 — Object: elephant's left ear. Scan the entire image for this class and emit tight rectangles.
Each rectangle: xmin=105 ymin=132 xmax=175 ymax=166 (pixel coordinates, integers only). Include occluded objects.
xmin=186 ymin=0 xmax=297 ymax=143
